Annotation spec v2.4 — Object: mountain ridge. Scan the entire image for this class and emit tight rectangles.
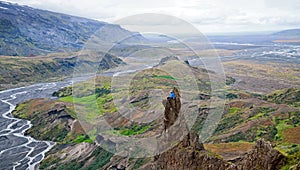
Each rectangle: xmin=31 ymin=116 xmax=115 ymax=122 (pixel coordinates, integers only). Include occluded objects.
xmin=0 ymin=1 xmax=145 ymax=56
xmin=272 ymin=29 xmax=300 ymax=37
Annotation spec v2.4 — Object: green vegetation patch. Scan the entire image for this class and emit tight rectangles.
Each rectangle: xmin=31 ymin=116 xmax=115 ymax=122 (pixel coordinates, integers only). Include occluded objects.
xmin=13 ymin=103 xmax=28 ymax=119
xmin=72 ymin=134 xmax=93 ymax=144
xmin=153 ymin=74 xmax=176 ymax=80
xmin=273 ymin=111 xmax=300 ymax=142
xmin=52 ymin=86 xmax=72 ymax=97
xmin=225 ymin=77 xmax=236 ymax=85
xmin=229 ymin=107 xmax=241 ymax=115
xmin=276 ymin=144 xmax=300 ymax=170
xmin=113 ymin=125 xmax=151 ymax=136
xmin=214 ymin=108 xmax=243 ymax=134
xmin=81 ymin=147 xmax=114 ymax=170
xmin=59 ymin=93 xmax=117 ymax=120
xmin=265 ymin=88 xmax=300 ymax=105
xmin=131 ymin=158 xmax=151 ymax=170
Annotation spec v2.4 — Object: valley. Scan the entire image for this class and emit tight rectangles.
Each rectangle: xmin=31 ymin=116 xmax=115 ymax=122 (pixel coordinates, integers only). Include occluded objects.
xmin=0 ymin=1 xmax=300 ymax=170
xmin=5 ymin=55 xmax=300 ymax=169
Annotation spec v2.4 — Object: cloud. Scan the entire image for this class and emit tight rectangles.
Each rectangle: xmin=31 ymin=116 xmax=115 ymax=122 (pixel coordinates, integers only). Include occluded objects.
xmin=2 ymin=0 xmax=300 ymax=33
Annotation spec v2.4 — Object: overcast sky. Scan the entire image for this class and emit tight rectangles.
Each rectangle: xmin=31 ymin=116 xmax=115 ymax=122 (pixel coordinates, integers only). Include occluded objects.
xmin=3 ymin=0 xmax=300 ymax=34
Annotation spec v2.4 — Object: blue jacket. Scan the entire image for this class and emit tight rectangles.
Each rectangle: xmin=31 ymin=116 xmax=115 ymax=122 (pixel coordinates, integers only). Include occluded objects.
xmin=169 ymin=92 xmax=175 ymax=99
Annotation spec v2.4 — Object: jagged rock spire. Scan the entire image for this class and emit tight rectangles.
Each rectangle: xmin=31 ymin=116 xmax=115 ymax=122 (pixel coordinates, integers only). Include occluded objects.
xmin=163 ymin=87 xmax=181 ymax=131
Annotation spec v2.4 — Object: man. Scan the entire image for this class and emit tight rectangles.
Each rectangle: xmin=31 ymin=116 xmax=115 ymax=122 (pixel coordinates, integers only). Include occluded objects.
xmin=169 ymin=90 xmax=175 ymax=99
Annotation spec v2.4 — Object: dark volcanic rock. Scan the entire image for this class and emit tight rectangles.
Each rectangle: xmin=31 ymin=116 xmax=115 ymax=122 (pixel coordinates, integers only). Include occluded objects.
xmin=144 ymin=131 xmax=233 ymax=170
xmin=163 ymin=87 xmax=181 ymax=131
xmin=144 ymin=88 xmax=233 ymax=169
xmin=235 ymin=139 xmax=285 ymax=170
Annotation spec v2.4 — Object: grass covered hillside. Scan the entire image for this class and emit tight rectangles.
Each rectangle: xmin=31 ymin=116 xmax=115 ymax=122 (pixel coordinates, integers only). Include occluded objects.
xmin=205 ymin=89 xmax=300 ymax=169
xmin=11 ymin=58 xmax=300 ymax=169
xmin=13 ymin=83 xmax=300 ymax=169
xmin=12 ymin=59 xmax=215 ymax=169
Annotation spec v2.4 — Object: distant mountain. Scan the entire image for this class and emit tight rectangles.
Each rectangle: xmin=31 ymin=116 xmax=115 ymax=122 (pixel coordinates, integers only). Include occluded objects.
xmin=0 ymin=1 xmax=145 ymax=56
xmin=272 ymin=29 xmax=300 ymax=37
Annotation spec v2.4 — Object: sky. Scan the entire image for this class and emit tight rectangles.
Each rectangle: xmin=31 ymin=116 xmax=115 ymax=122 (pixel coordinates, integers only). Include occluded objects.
xmin=2 ymin=0 xmax=300 ymax=34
